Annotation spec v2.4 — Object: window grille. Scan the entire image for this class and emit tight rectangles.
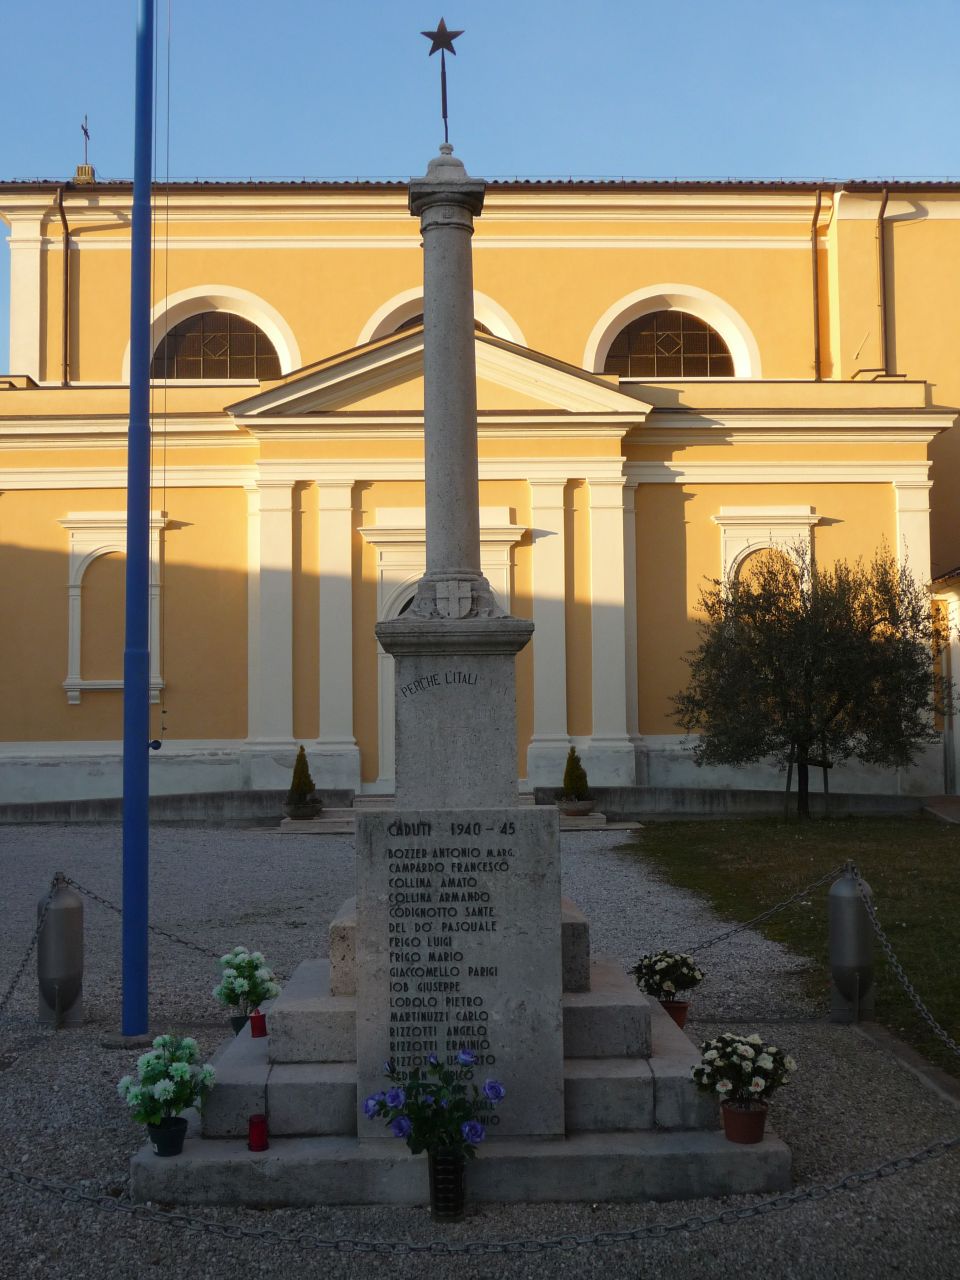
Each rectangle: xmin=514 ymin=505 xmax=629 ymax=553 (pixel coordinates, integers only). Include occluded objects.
xmin=150 ymin=312 xmax=282 ymax=380
xmin=603 ymin=311 xmax=734 ymax=378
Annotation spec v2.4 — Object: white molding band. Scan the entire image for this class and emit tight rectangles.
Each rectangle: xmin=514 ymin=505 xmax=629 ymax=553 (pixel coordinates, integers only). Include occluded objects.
xmin=58 ymin=510 xmax=166 ymax=704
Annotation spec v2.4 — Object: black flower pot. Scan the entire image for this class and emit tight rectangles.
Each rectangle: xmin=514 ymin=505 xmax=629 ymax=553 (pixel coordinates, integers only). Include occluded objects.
xmin=427 ymin=1147 xmax=465 ymax=1222
xmin=230 ymin=1015 xmax=249 ymax=1036
xmin=147 ymin=1116 xmax=188 ymax=1157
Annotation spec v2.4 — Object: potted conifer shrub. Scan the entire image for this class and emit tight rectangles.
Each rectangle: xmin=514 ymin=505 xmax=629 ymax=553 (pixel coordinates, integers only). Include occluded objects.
xmin=558 ymin=746 xmax=594 ymax=816
xmin=284 ymin=744 xmax=322 ymax=820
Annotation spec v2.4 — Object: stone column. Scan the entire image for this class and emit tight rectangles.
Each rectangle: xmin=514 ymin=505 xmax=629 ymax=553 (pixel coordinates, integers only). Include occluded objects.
xmin=526 ymin=478 xmax=570 ymax=786
xmin=246 ymin=480 xmax=293 ymax=743
xmin=894 ymin=479 xmax=933 ymax=585
xmin=316 ymin=479 xmax=361 ymax=790
xmin=586 ymin=475 xmax=636 ymax=785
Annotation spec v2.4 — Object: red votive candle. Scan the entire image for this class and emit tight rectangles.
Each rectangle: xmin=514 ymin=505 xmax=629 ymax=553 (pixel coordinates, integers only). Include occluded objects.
xmin=249 ymin=1008 xmax=267 ymax=1038
xmin=248 ymin=1114 xmax=269 ymax=1152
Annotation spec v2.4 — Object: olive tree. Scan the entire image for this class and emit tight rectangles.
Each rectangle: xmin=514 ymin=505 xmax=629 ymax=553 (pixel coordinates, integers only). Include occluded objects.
xmin=672 ymin=546 xmax=951 ymax=817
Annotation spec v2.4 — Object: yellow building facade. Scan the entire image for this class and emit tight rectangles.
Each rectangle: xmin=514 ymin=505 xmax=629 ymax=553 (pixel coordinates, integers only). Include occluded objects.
xmin=1 ymin=177 xmax=958 ymax=801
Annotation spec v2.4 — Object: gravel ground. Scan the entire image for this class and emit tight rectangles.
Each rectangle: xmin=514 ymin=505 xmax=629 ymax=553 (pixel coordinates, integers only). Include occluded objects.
xmin=0 ymin=823 xmax=957 ymax=1280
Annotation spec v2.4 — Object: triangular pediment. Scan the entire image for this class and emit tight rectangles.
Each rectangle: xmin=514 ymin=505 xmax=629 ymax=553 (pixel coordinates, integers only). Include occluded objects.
xmin=227 ymin=327 xmax=652 ymax=424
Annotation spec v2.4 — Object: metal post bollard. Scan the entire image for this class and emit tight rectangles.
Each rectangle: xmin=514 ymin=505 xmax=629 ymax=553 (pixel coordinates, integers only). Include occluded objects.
xmin=37 ymin=872 xmax=84 ymax=1028
xmin=828 ymin=868 xmax=875 ymax=1023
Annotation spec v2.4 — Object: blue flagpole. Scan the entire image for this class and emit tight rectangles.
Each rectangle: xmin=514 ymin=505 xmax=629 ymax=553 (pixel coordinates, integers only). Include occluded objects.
xmin=122 ymin=0 xmax=155 ymax=1037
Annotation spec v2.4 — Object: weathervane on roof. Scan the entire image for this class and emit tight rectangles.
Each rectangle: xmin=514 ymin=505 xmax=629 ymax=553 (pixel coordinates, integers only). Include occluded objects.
xmin=421 ymin=17 xmax=464 ymax=145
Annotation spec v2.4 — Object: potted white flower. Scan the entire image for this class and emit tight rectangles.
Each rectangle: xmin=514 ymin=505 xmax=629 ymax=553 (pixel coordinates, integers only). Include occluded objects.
xmin=117 ymin=1034 xmax=215 ymax=1157
xmin=629 ymin=950 xmax=704 ymax=1028
xmin=692 ymin=1032 xmax=797 ymax=1143
xmin=213 ymin=946 xmax=281 ymax=1034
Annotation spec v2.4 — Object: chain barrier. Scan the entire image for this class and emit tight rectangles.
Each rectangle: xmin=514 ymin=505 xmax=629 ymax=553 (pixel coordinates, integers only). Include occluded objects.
xmin=1 ymin=1134 xmax=958 ymax=1254
xmin=2 ymin=867 xmax=958 ymax=1253
xmin=0 ymin=876 xmax=57 ymax=1022
xmin=847 ymin=860 xmax=960 ymax=1062
xmin=60 ymin=876 xmax=223 ymax=965
xmin=684 ymin=863 xmax=847 ymax=954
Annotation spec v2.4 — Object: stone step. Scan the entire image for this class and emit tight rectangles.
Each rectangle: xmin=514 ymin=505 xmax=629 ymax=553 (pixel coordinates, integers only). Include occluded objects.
xmin=268 ymin=955 xmax=646 ymax=1066
xmin=132 ymin=1128 xmax=791 ymax=1207
xmin=268 ymin=959 xmax=354 ymax=1063
xmin=328 ymin=895 xmax=591 ymax=997
xmin=280 ymin=812 xmax=355 ymax=835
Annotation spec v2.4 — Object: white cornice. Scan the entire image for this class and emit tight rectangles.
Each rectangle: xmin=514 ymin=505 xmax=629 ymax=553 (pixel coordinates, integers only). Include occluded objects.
xmin=42 ymin=233 xmax=814 ymax=252
xmin=626 ymin=460 xmax=932 ymax=484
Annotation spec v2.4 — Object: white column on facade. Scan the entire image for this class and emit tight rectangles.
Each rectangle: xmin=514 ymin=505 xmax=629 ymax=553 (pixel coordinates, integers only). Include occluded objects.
xmin=526 ymin=478 xmax=570 ymax=786
xmin=585 ymin=474 xmax=636 ymax=785
xmin=246 ymin=480 xmax=294 ymax=742
xmin=623 ymin=480 xmax=640 ymax=739
xmin=894 ymin=480 xmax=933 ymax=585
xmin=317 ymin=479 xmax=361 ymax=790
xmin=7 ymin=216 xmax=43 ymax=380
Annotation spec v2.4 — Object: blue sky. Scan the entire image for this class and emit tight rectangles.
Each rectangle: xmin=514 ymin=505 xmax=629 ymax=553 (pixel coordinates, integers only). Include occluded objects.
xmin=3 ymin=0 xmax=960 ymax=371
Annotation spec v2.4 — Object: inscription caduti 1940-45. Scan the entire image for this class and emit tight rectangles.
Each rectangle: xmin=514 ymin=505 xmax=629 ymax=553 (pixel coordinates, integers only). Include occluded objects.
xmin=356 ymin=806 xmax=564 ymax=1138
xmin=383 ymin=814 xmax=517 ymax=1070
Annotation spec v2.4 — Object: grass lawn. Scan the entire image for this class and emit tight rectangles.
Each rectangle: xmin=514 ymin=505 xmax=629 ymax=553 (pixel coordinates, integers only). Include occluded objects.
xmin=624 ymin=816 xmax=960 ymax=1080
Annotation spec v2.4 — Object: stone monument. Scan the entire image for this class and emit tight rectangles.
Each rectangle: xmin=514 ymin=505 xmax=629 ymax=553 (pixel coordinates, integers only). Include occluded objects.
xmin=131 ymin=143 xmax=791 ymax=1208
xmin=355 ymin=144 xmax=564 ymax=1139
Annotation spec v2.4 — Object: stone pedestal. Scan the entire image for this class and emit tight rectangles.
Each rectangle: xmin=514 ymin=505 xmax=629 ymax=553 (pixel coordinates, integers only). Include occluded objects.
xmin=355 ymin=806 xmax=563 ymax=1138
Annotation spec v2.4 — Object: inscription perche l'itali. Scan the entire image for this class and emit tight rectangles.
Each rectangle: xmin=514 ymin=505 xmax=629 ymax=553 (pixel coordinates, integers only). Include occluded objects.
xmin=397 ymin=669 xmax=479 ymax=699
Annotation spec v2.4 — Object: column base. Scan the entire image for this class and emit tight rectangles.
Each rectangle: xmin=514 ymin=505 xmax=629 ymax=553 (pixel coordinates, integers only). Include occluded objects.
xmin=581 ymin=737 xmax=637 ymax=787
xmin=526 ymin=736 xmax=573 ymax=788
xmin=312 ymin=739 xmax=361 ymax=792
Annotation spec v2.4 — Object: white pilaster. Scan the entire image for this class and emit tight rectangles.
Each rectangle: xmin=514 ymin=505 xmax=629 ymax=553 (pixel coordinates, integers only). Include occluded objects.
xmin=585 ymin=475 xmax=636 ymax=785
xmin=526 ymin=479 xmax=570 ymax=785
xmin=246 ymin=480 xmax=294 ymax=743
xmin=7 ymin=216 xmax=43 ymax=380
xmin=893 ymin=480 xmax=933 ymax=585
xmin=623 ymin=480 xmax=640 ymax=739
xmin=316 ymin=480 xmax=361 ymax=790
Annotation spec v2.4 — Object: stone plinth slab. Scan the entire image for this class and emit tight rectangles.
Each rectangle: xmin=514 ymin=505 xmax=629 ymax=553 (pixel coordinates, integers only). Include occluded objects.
xmin=267 ymin=1064 xmax=356 ymax=1136
xmin=564 ymin=1058 xmax=655 ymax=1132
xmin=202 ymin=1029 xmax=269 ymax=1138
xmin=328 ymin=896 xmax=591 ymax=997
xmin=356 ymin=806 xmax=564 ymax=1138
xmin=563 ymin=961 xmax=652 ymax=1058
xmin=647 ymin=1002 xmax=720 ymax=1131
xmin=268 ymin=959 xmax=355 ymax=1063
xmin=131 ymin=1129 xmax=791 ymax=1206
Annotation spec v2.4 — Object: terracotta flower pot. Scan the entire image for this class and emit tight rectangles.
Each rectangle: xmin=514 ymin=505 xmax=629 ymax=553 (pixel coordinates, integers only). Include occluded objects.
xmin=558 ymin=798 xmax=594 ymax=817
xmin=147 ymin=1115 xmax=188 ymax=1157
xmin=721 ymin=1101 xmax=768 ymax=1144
xmin=428 ymin=1147 xmax=466 ymax=1222
xmin=658 ymin=999 xmax=689 ymax=1029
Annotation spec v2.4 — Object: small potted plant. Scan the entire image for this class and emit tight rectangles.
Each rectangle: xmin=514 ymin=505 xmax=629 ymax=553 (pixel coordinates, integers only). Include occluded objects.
xmin=629 ymin=950 xmax=705 ymax=1028
xmin=692 ymin=1032 xmax=797 ymax=1143
xmin=117 ymin=1034 xmax=215 ymax=1157
xmin=363 ymin=1050 xmax=506 ymax=1221
xmin=213 ymin=945 xmax=282 ymax=1034
xmin=558 ymin=745 xmax=594 ymax=816
xmin=284 ymin=745 xmax=322 ymax=820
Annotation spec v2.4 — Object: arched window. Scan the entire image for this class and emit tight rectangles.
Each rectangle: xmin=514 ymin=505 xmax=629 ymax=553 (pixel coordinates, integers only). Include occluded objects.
xmin=393 ymin=313 xmax=493 ymax=336
xmin=151 ymin=312 xmax=282 ymax=380
xmin=603 ymin=310 xmax=734 ymax=378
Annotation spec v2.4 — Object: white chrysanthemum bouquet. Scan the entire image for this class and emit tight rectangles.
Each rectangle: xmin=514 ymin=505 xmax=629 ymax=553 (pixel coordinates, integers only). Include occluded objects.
xmin=117 ymin=1034 xmax=215 ymax=1126
xmin=213 ymin=945 xmax=281 ymax=1016
xmin=629 ymin=950 xmax=704 ymax=1001
xmin=692 ymin=1032 xmax=797 ymax=1109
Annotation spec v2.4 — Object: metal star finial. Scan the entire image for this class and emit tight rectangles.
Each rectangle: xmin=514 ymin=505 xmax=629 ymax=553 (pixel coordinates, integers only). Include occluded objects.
xmin=421 ymin=19 xmax=464 ymax=145
xmin=421 ymin=18 xmax=463 ymax=56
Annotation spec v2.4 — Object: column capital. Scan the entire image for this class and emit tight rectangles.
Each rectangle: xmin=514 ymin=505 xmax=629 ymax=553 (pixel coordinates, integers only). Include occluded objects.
xmin=409 ymin=147 xmax=485 ymax=219
xmin=316 ymin=478 xmax=356 ymax=511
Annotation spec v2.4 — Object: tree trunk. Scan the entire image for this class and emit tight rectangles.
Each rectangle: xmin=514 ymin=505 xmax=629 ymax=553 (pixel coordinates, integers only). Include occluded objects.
xmin=796 ymin=744 xmax=810 ymax=819
xmin=784 ymin=745 xmax=795 ymax=822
